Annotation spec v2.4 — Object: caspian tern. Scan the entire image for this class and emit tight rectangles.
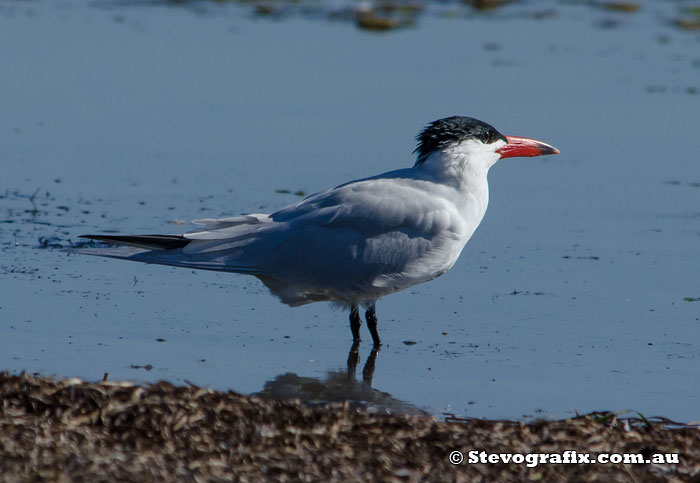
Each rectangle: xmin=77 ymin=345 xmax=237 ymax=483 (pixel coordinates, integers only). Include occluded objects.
xmin=77 ymin=116 xmax=558 ymax=347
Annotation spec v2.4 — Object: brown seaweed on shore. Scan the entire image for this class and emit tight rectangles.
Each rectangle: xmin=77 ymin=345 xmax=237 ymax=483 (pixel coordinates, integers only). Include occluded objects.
xmin=1 ymin=372 xmax=700 ymax=481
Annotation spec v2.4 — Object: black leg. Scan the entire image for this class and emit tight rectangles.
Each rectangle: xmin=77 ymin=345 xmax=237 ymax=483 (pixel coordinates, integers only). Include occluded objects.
xmin=350 ymin=305 xmax=362 ymax=342
xmin=365 ymin=304 xmax=381 ymax=347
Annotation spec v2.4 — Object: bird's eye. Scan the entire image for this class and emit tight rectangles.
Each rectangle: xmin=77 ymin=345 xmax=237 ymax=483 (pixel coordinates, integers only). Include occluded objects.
xmin=481 ymin=131 xmax=493 ymax=144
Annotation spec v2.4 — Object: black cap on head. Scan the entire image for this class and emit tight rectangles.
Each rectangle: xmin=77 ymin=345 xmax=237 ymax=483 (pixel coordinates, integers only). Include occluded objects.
xmin=414 ymin=116 xmax=506 ymax=165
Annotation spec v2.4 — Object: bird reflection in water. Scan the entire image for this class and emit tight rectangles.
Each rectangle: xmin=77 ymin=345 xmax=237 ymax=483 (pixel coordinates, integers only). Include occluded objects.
xmin=347 ymin=341 xmax=379 ymax=385
xmin=253 ymin=344 xmax=423 ymax=415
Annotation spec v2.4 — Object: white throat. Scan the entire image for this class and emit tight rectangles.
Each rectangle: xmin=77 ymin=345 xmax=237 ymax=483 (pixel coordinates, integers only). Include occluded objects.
xmin=415 ymin=138 xmax=505 ymax=189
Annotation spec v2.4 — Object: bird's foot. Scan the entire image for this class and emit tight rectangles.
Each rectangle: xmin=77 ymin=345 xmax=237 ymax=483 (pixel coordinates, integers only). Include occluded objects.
xmin=349 ymin=305 xmax=362 ymax=342
xmin=365 ymin=305 xmax=381 ymax=348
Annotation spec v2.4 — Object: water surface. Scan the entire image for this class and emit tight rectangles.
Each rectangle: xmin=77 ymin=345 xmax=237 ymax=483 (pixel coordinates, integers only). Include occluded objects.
xmin=2 ymin=0 xmax=700 ymax=420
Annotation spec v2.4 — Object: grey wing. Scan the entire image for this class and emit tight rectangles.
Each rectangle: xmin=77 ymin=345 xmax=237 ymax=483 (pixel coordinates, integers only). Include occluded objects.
xmin=254 ymin=179 xmax=459 ymax=291
xmin=175 ymin=178 xmax=460 ymax=292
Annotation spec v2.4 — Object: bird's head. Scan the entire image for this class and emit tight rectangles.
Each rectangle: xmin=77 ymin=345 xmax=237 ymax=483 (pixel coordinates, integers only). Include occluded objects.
xmin=414 ymin=116 xmax=559 ymax=173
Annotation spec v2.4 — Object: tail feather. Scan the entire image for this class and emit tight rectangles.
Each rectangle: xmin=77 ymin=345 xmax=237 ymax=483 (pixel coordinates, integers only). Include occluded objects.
xmin=73 ymin=235 xmax=260 ymax=275
xmin=80 ymin=234 xmax=190 ymax=251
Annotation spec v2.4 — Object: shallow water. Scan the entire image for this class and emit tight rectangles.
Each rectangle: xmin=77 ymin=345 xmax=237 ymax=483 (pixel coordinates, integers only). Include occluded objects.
xmin=2 ymin=0 xmax=700 ymax=420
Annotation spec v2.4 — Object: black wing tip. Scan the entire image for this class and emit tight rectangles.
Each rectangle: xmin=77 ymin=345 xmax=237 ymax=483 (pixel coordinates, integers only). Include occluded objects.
xmin=79 ymin=234 xmax=190 ymax=250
